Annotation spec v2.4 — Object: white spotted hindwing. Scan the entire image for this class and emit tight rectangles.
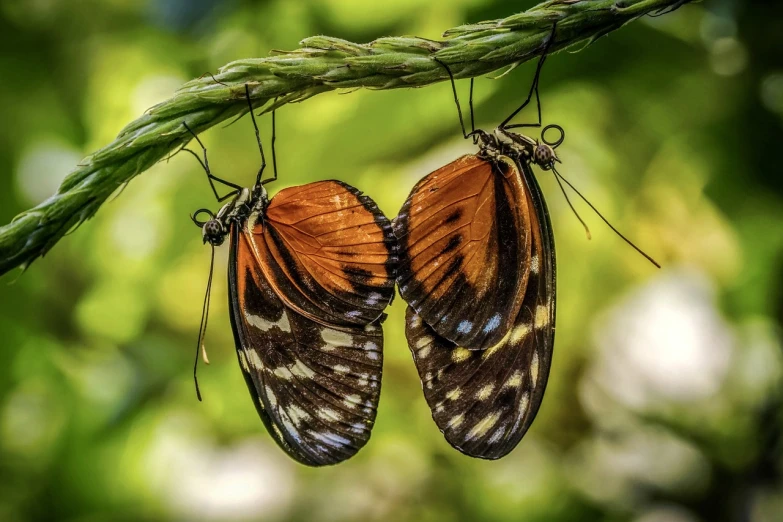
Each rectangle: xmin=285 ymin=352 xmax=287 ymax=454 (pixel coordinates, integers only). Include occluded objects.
xmin=404 ymin=160 xmax=555 ymax=459
xmin=393 ymin=155 xmax=532 ymax=351
xmin=229 ymin=225 xmax=384 ymax=467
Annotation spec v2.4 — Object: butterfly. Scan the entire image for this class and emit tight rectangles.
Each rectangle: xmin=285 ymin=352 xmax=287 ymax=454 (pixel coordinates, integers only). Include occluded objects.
xmin=393 ymin=27 xmax=658 ymax=460
xmin=185 ymin=86 xmax=397 ymax=466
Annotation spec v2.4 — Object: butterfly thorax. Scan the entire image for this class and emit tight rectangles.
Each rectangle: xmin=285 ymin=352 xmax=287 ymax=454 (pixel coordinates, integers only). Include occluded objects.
xmin=474 ymin=127 xmax=559 ymax=171
xmin=202 ymin=185 xmax=270 ymax=246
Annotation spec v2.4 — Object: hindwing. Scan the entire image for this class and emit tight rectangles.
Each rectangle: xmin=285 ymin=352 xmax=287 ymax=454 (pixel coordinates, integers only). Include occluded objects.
xmin=404 ymin=158 xmax=555 ymax=459
xmin=394 ymin=155 xmax=532 ymax=350
xmin=229 ymin=226 xmax=384 ymax=466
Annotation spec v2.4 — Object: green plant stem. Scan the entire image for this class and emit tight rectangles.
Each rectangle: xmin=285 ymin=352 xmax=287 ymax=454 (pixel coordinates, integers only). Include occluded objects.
xmin=0 ymin=0 xmax=691 ymax=276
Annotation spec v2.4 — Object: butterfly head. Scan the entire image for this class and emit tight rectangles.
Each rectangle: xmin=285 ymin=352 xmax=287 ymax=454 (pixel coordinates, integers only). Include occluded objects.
xmin=202 ymin=217 xmax=227 ymax=246
xmin=532 ymin=140 xmax=559 ymax=170
xmin=192 ymin=187 xmax=255 ymax=247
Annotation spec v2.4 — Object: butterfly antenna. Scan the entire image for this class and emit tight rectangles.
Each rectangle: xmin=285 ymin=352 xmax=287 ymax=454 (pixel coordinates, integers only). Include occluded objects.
xmin=552 ymin=165 xmax=661 ymax=268
xmin=194 ymin=244 xmax=217 ymax=401
xmin=552 ymin=170 xmax=592 ymax=240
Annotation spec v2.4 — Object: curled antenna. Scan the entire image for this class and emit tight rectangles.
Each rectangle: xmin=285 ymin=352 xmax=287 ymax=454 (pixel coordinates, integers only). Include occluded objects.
xmin=552 ymin=165 xmax=661 ymax=269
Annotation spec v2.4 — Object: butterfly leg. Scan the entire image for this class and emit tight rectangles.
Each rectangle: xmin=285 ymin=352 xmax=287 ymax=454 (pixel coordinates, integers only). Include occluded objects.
xmin=433 ymin=58 xmax=481 ymax=142
xmin=500 ymin=23 xmax=558 ymax=131
xmin=243 ymin=84 xmax=268 ymax=187
xmin=181 ymin=122 xmax=242 ymax=202
xmin=262 ymin=102 xmax=278 ymax=186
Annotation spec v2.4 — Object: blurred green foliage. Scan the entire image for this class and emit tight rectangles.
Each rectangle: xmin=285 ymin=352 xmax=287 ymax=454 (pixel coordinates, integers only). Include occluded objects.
xmin=0 ymin=1 xmax=782 ymax=521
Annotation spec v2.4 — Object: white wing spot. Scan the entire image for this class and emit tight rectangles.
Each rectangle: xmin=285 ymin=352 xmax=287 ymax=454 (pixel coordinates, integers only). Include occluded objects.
xmin=346 ymin=310 xmax=362 ymax=319
xmin=310 ymin=431 xmax=351 ymax=448
xmin=531 ymin=351 xmax=540 ymax=386
xmin=451 ymin=347 xmax=471 ymax=363
xmin=418 ymin=345 xmax=431 ymax=359
xmin=343 ymin=394 xmax=362 ymax=408
xmin=457 ymin=320 xmax=473 ymax=334
xmin=510 ymin=324 xmax=532 ymax=345
xmin=530 ymin=254 xmax=540 ymax=275
xmin=504 ymin=370 xmax=524 ymax=389
xmin=280 ymin=414 xmax=300 ymax=443
xmin=447 ymin=414 xmax=465 ymax=429
xmin=410 ymin=314 xmax=422 ymax=329
xmin=483 ymin=313 xmax=502 ymax=333
xmin=265 ymin=386 xmax=277 ymax=408
xmin=317 ymin=408 xmax=342 ymax=422
xmin=519 ymin=392 xmax=530 ymax=418
xmin=488 ymin=425 xmax=507 ymax=444
xmin=446 ymin=388 xmax=462 ymax=401
xmin=322 ymin=329 xmax=353 ymax=348
xmin=366 ymin=292 xmax=383 ymax=306
xmin=290 ymin=359 xmax=315 ymax=379
xmin=273 ymin=366 xmax=293 ymax=380
xmin=476 ymin=383 xmax=495 ymax=401
xmin=247 ymin=350 xmax=264 ymax=370
xmin=245 ymin=311 xmax=291 ymax=333
xmin=238 ymin=351 xmax=250 ymax=372
xmin=367 ymin=351 xmax=379 ymax=361
xmin=287 ymin=405 xmax=310 ymax=427
xmin=415 ymin=336 xmax=432 ymax=349
xmin=467 ymin=412 xmax=502 ymax=440
xmin=358 ymin=374 xmax=369 ymax=387
xmin=483 ymin=323 xmax=531 ymax=360
xmin=534 ymin=305 xmax=550 ymax=329
xmin=333 ymin=364 xmax=350 ymax=374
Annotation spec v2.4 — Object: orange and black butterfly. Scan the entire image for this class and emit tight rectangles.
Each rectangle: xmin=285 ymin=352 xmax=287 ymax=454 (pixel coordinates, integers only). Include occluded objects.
xmin=394 ymin=28 xmax=657 ymax=459
xmin=184 ymin=86 xmax=396 ymax=466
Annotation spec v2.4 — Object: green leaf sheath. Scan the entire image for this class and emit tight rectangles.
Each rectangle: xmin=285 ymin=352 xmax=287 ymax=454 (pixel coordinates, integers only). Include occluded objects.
xmin=0 ymin=0 xmax=691 ymax=276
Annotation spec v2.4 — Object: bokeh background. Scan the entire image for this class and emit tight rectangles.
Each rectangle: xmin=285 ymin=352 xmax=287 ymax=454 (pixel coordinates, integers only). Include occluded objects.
xmin=1 ymin=1 xmax=782 ymax=521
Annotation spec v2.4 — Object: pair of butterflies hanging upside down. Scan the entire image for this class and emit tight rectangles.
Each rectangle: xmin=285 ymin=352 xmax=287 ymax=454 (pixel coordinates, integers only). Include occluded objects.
xmin=184 ymin=29 xmax=658 ymax=467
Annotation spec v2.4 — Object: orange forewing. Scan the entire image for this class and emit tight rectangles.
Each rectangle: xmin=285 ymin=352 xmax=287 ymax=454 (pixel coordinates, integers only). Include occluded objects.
xmin=246 ymin=181 xmax=396 ymax=328
xmin=394 ymin=155 xmax=531 ymax=350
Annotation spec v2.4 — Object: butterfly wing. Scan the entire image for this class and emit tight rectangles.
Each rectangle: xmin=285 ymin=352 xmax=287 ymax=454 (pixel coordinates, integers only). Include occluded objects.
xmin=251 ymin=180 xmax=397 ymax=328
xmin=405 ymin=157 xmax=555 ymax=459
xmin=394 ymin=155 xmax=532 ymax=351
xmin=229 ymin=226 xmax=384 ymax=466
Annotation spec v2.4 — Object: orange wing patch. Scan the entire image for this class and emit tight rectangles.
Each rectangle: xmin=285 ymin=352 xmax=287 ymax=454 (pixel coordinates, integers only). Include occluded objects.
xmin=247 ymin=180 xmax=397 ymax=328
